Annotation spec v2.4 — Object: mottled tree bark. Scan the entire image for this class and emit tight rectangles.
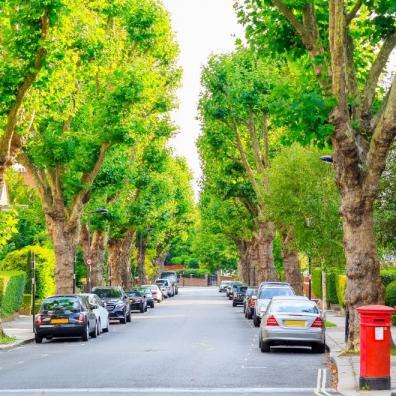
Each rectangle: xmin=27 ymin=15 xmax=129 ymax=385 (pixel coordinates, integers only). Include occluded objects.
xmin=137 ymin=233 xmax=147 ymax=285
xmin=236 ymin=240 xmax=252 ymax=285
xmin=108 ymin=232 xmax=133 ymax=290
xmin=281 ymin=232 xmax=303 ymax=295
xmin=154 ymin=250 xmax=168 ymax=278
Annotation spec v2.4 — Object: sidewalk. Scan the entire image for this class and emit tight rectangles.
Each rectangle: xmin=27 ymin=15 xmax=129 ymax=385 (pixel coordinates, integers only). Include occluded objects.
xmin=326 ymin=310 xmax=396 ymax=396
xmin=0 ymin=315 xmax=34 ymax=350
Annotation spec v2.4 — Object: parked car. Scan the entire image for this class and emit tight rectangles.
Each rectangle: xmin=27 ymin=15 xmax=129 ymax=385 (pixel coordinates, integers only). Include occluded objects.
xmin=141 ymin=288 xmax=155 ymax=308
xmin=244 ymin=287 xmax=258 ymax=319
xmin=218 ymin=280 xmax=232 ymax=292
xmin=91 ymin=286 xmax=131 ymax=324
xmin=253 ymin=283 xmax=295 ymax=327
xmin=259 ymin=296 xmax=326 ymax=353
xmin=126 ymin=289 xmax=147 ymax=313
xmin=159 ymin=271 xmax=178 ymax=295
xmin=79 ymin=293 xmax=110 ymax=333
xmin=142 ymin=284 xmax=163 ymax=303
xmin=156 ymin=279 xmax=172 ymax=298
xmin=34 ymin=295 xmax=97 ymax=343
xmin=228 ymin=282 xmax=246 ymax=300
xmin=232 ymin=285 xmax=248 ymax=307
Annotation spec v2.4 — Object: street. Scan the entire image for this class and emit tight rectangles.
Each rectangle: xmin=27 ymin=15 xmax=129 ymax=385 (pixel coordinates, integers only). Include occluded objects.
xmin=0 ymin=287 xmax=340 ymax=395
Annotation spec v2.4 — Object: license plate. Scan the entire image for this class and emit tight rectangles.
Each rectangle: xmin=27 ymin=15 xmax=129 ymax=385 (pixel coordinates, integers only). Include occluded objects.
xmin=284 ymin=320 xmax=306 ymax=327
xmin=51 ymin=318 xmax=68 ymax=324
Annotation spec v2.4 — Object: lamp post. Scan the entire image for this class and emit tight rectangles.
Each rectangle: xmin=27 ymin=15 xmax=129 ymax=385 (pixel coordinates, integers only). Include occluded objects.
xmin=85 ymin=208 xmax=109 ymax=292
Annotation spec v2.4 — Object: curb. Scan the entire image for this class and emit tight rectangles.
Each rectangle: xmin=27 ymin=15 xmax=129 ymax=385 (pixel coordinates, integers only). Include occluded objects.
xmin=0 ymin=337 xmax=34 ymax=351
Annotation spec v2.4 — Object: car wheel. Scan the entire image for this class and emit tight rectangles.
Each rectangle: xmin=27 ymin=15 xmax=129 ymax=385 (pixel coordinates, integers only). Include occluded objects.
xmin=82 ymin=324 xmax=89 ymax=341
xmin=260 ymin=340 xmax=271 ymax=353
xmin=140 ymin=304 xmax=144 ymax=313
xmin=120 ymin=311 xmax=127 ymax=324
xmin=175 ymin=289 xmax=178 ymax=295
xmin=253 ymin=314 xmax=260 ymax=327
xmin=91 ymin=321 xmax=98 ymax=338
xmin=144 ymin=305 xmax=148 ymax=312
xmin=150 ymin=302 xmax=154 ymax=308
xmin=127 ymin=310 xmax=131 ymax=322
xmin=312 ymin=343 xmax=326 ymax=353
xmin=103 ymin=319 xmax=109 ymax=333
xmin=232 ymin=300 xmax=237 ymax=307
xmin=228 ymin=296 xmax=232 ymax=300
xmin=35 ymin=334 xmax=43 ymax=344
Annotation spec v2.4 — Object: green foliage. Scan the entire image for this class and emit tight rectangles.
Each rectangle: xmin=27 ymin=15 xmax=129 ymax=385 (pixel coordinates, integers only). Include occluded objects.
xmin=336 ymin=275 xmax=347 ymax=308
xmin=380 ymin=268 xmax=396 ymax=287
xmin=177 ymin=268 xmax=209 ymax=278
xmin=327 ymin=271 xmax=338 ymax=305
xmin=385 ymin=280 xmax=396 ymax=307
xmin=0 ymin=245 xmax=55 ymax=299
xmin=0 ymin=270 xmax=26 ymax=316
xmin=19 ymin=293 xmax=32 ymax=315
xmin=312 ymin=268 xmax=322 ymax=299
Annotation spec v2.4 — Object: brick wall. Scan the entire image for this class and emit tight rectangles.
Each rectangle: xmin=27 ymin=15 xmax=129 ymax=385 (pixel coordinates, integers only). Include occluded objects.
xmin=180 ymin=276 xmax=208 ymax=287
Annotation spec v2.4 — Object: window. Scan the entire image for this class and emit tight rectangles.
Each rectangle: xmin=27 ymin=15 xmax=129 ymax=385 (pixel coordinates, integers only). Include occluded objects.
xmin=259 ymin=287 xmax=294 ymax=299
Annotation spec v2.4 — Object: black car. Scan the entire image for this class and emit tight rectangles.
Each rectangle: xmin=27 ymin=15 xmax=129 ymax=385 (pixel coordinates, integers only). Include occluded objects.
xmin=127 ymin=290 xmax=147 ymax=313
xmin=232 ymin=285 xmax=248 ymax=307
xmin=92 ymin=286 xmax=131 ymax=324
xmin=34 ymin=295 xmax=97 ymax=343
xmin=227 ymin=282 xmax=244 ymax=300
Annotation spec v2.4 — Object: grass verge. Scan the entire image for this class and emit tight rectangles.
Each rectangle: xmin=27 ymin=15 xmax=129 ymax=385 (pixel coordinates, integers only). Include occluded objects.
xmin=0 ymin=336 xmax=16 ymax=345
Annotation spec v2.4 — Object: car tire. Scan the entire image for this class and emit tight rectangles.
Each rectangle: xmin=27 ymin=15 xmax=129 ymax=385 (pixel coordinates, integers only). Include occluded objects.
xmin=140 ymin=304 xmax=144 ymax=313
xmin=120 ymin=311 xmax=127 ymax=324
xmin=228 ymin=296 xmax=232 ymax=300
xmin=35 ymin=334 xmax=43 ymax=344
xmin=253 ymin=314 xmax=260 ymax=327
xmin=127 ymin=310 xmax=131 ymax=323
xmin=312 ymin=343 xmax=326 ymax=353
xmin=175 ymin=289 xmax=178 ymax=295
xmin=82 ymin=324 xmax=89 ymax=341
xmin=232 ymin=300 xmax=237 ymax=307
xmin=150 ymin=302 xmax=154 ymax=308
xmin=260 ymin=340 xmax=271 ymax=353
xmin=103 ymin=320 xmax=109 ymax=333
xmin=144 ymin=305 xmax=148 ymax=312
xmin=91 ymin=321 xmax=98 ymax=338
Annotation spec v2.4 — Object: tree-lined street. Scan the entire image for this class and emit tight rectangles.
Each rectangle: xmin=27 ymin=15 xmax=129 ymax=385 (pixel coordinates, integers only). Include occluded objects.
xmin=0 ymin=288 xmax=338 ymax=396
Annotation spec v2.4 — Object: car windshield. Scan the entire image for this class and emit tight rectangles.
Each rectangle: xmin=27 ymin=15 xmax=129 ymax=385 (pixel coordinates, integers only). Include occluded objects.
xmin=127 ymin=291 xmax=141 ymax=297
xmin=271 ymin=302 xmax=319 ymax=314
xmin=259 ymin=287 xmax=294 ymax=299
xmin=93 ymin=288 xmax=122 ymax=299
xmin=240 ymin=287 xmax=248 ymax=292
xmin=160 ymin=272 xmax=176 ymax=278
xmin=42 ymin=297 xmax=80 ymax=313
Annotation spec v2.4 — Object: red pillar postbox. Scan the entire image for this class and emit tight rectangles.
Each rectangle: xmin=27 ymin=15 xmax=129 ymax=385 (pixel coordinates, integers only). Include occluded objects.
xmin=357 ymin=305 xmax=395 ymax=390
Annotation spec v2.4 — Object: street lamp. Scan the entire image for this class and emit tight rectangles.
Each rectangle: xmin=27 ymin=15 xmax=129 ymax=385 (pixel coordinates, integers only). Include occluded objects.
xmin=84 ymin=207 xmax=109 ymax=292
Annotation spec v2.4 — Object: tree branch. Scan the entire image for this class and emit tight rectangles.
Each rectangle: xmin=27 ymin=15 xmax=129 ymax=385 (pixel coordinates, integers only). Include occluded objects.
xmin=360 ymin=31 xmax=396 ymax=134
xmin=246 ymin=113 xmax=266 ymax=175
xmin=363 ymin=75 xmax=396 ymax=203
xmin=346 ymin=0 xmax=363 ymax=24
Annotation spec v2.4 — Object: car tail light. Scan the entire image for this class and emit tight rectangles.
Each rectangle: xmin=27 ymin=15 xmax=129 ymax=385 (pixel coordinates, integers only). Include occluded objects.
xmin=266 ymin=315 xmax=279 ymax=326
xmin=35 ymin=315 xmax=42 ymax=326
xmin=78 ymin=313 xmax=85 ymax=323
xmin=311 ymin=317 xmax=324 ymax=328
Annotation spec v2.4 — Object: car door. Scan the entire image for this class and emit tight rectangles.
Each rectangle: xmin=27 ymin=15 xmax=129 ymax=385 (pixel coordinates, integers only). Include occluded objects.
xmin=93 ymin=295 xmax=107 ymax=330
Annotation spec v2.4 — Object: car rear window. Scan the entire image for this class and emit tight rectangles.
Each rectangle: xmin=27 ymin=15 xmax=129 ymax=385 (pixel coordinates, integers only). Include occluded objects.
xmin=271 ymin=302 xmax=319 ymax=314
xmin=128 ymin=291 xmax=142 ymax=297
xmin=259 ymin=287 xmax=294 ymax=299
xmin=93 ymin=288 xmax=122 ymax=298
xmin=42 ymin=297 xmax=81 ymax=313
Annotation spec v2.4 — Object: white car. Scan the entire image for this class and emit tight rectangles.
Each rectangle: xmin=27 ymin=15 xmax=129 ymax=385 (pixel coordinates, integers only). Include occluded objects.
xmin=155 ymin=279 xmax=173 ymax=298
xmin=80 ymin=293 xmax=110 ymax=333
xmin=142 ymin=284 xmax=163 ymax=303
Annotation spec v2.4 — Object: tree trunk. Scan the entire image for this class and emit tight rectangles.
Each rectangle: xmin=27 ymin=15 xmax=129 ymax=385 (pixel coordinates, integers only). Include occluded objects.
xmin=281 ymin=232 xmax=303 ymax=295
xmin=237 ymin=240 xmax=252 ymax=285
xmin=47 ymin=216 xmax=79 ymax=295
xmin=154 ymin=250 xmax=168 ymax=277
xmin=253 ymin=222 xmax=278 ymax=283
xmin=108 ymin=232 xmax=133 ymax=290
xmin=343 ymin=202 xmax=384 ymax=350
xmin=137 ymin=233 xmax=147 ymax=285
xmin=79 ymin=225 xmax=108 ymax=289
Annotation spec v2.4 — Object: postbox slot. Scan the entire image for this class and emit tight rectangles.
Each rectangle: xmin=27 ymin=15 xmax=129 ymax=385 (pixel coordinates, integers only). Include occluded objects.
xmin=373 ymin=319 xmax=385 ymax=322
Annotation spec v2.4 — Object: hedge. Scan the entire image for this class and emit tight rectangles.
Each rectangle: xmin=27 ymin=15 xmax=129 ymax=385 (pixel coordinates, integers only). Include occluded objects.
xmin=385 ymin=280 xmax=396 ymax=307
xmin=19 ymin=294 xmax=32 ymax=315
xmin=0 ymin=271 xmax=26 ymax=316
xmin=176 ymin=269 xmax=209 ymax=279
xmin=380 ymin=268 xmax=396 ymax=287
xmin=336 ymin=275 xmax=347 ymax=308
xmin=311 ymin=268 xmax=339 ymax=304
xmin=0 ymin=245 xmax=55 ymax=299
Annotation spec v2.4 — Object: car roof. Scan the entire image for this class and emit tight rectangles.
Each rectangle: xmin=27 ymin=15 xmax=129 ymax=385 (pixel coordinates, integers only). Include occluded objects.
xmin=271 ymin=296 xmax=310 ymax=301
xmin=260 ymin=282 xmax=291 ymax=287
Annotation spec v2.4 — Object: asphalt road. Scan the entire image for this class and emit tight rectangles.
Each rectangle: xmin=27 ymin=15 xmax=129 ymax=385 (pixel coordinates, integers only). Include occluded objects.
xmin=0 ymin=287 xmax=341 ymax=396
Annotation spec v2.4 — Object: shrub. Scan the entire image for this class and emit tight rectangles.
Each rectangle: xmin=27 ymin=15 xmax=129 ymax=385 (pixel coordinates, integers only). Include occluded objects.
xmin=177 ymin=268 xmax=209 ymax=278
xmin=0 ymin=245 xmax=55 ymax=299
xmin=385 ymin=280 xmax=396 ymax=307
xmin=336 ymin=275 xmax=347 ymax=308
xmin=312 ymin=268 xmax=322 ymax=298
xmin=19 ymin=294 xmax=32 ymax=315
xmin=0 ymin=271 xmax=26 ymax=316
xmin=327 ymin=271 xmax=339 ymax=305
xmin=381 ymin=268 xmax=396 ymax=287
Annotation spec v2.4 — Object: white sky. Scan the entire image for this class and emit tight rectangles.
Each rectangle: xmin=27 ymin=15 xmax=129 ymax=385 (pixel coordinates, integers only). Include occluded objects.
xmin=163 ymin=0 xmax=245 ymax=197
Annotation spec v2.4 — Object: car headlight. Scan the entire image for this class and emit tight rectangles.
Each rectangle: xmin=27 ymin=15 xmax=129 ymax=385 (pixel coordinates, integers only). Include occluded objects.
xmin=115 ymin=301 xmax=124 ymax=309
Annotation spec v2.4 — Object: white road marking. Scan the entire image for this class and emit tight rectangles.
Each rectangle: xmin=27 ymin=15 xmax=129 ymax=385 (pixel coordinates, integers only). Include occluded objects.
xmin=0 ymin=387 xmax=319 ymax=394
xmin=314 ymin=369 xmax=322 ymax=396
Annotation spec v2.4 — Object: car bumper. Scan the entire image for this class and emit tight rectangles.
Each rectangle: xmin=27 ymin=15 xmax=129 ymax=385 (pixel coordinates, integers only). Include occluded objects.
xmin=35 ymin=324 xmax=85 ymax=337
xmin=108 ymin=309 xmax=125 ymax=319
xmin=261 ymin=327 xmax=325 ymax=345
xmin=130 ymin=303 xmax=142 ymax=310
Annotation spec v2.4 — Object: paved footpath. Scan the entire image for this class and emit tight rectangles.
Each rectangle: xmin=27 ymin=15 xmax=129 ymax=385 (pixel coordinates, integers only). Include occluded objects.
xmin=0 ymin=287 xmax=340 ymax=396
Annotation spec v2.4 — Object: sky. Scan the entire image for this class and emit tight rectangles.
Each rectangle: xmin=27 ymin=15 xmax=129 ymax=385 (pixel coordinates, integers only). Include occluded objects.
xmin=163 ymin=0 xmax=245 ymax=197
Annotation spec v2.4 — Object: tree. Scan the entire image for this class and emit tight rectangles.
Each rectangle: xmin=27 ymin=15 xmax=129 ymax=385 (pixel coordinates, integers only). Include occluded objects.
xmin=18 ymin=0 xmax=179 ymax=294
xmin=236 ymin=0 xmax=396 ymax=349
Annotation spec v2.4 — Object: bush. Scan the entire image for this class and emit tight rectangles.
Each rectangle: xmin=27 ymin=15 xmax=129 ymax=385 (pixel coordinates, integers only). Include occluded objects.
xmin=177 ymin=268 xmax=209 ymax=278
xmin=0 ymin=271 xmax=26 ymax=316
xmin=19 ymin=294 xmax=32 ymax=315
xmin=381 ymin=268 xmax=396 ymax=287
xmin=312 ymin=268 xmax=322 ymax=298
xmin=385 ymin=280 xmax=396 ymax=307
xmin=336 ymin=275 xmax=347 ymax=308
xmin=0 ymin=245 xmax=55 ymax=299
xmin=327 ymin=271 xmax=339 ymax=304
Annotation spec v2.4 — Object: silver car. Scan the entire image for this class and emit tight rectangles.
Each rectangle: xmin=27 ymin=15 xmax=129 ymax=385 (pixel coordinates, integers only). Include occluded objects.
xmin=259 ymin=296 xmax=326 ymax=353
